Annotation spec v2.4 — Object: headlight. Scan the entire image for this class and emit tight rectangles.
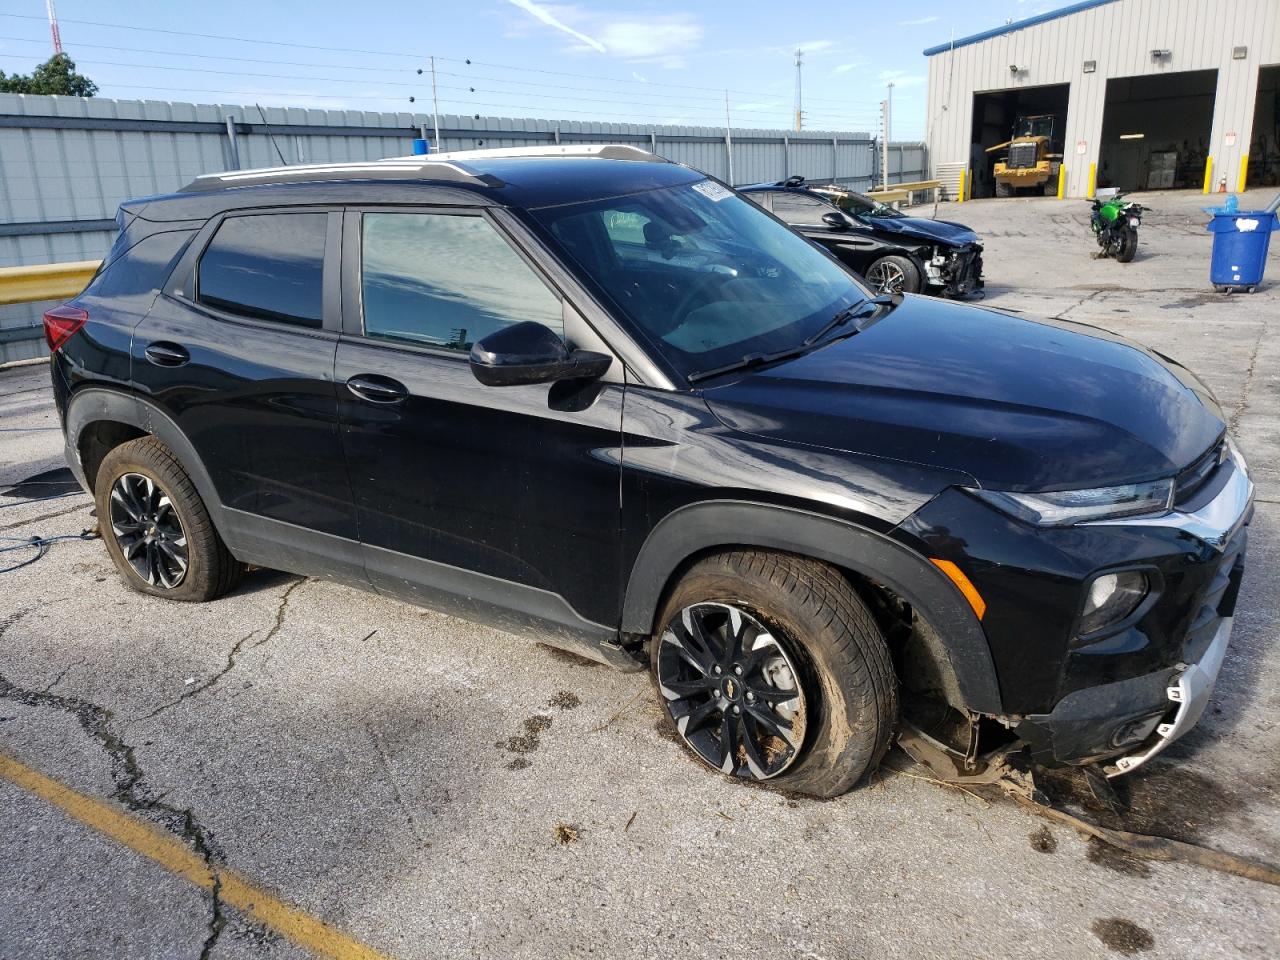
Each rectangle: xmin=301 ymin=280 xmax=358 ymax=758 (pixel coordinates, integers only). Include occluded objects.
xmin=1225 ymin=436 xmax=1249 ymax=478
xmin=1079 ymin=570 xmax=1148 ymax=635
xmin=968 ymin=478 xmax=1174 ymax=526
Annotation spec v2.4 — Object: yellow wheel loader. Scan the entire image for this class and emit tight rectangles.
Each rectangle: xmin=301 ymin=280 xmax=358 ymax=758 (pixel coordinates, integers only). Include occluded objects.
xmin=986 ymin=115 xmax=1063 ymax=197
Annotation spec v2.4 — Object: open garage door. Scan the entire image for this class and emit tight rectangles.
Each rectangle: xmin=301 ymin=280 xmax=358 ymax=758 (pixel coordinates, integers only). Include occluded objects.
xmin=1247 ymin=65 xmax=1279 ymax=188
xmin=1099 ymin=70 xmax=1215 ymax=192
xmin=969 ymin=83 xmax=1070 ymax=199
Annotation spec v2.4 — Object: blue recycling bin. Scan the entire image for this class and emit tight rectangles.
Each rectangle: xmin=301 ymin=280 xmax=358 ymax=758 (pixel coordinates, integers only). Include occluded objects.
xmin=1206 ymin=210 xmax=1279 ymax=292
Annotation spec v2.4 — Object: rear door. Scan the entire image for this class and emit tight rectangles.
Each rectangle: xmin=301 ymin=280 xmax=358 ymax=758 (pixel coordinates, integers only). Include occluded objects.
xmin=137 ymin=208 xmax=362 ymax=580
xmin=333 ymin=206 xmax=624 ymax=646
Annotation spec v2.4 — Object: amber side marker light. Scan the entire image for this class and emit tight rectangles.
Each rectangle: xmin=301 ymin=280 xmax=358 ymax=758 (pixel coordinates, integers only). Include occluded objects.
xmin=931 ymin=558 xmax=987 ymax=620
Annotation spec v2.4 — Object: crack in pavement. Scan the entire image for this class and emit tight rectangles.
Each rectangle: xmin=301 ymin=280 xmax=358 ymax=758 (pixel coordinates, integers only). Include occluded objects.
xmin=1228 ymin=314 xmax=1269 ymax=437
xmin=0 ymin=611 xmax=227 ymax=956
xmin=130 ymin=577 xmax=306 ymax=724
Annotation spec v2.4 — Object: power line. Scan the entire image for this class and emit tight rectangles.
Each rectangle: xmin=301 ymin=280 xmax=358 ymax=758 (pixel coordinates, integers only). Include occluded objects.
xmin=0 ymin=12 xmax=875 ymax=107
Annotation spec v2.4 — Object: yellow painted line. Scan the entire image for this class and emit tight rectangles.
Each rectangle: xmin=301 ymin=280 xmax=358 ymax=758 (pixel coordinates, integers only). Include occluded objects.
xmin=1203 ymin=156 xmax=1214 ymax=194
xmin=1238 ymin=155 xmax=1249 ymax=194
xmin=0 ymin=752 xmax=391 ymax=960
xmin=1086 ymin=162 xmax=1097 ymax=199
xmin=930 ymin=558 xmax=987 ymax=620
xmin=0 ymin=259 xmax=101 ymax=306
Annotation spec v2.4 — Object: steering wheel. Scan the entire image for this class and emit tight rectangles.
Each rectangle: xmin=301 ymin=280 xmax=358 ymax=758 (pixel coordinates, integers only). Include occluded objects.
xmin=668 ymin=272 xmax=729 ymax=330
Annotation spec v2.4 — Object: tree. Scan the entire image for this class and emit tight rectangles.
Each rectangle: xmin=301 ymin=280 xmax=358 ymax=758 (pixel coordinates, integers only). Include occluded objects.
xmin=0 ymin=53 xmax=98 ymax=97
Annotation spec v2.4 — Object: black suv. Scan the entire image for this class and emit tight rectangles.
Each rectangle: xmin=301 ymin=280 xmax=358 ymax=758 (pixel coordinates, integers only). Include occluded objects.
xmin=739 ymin=177 xmax=984 ymax=297
xmin=48 ymin=146 xmax=1251 ymax=797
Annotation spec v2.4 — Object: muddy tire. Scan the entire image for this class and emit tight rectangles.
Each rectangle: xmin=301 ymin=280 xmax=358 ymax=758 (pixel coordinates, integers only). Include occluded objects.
xmin=995 ymin=180 xmax=1012 ymax=198
xmin=650 ymin=550 xmax=898 ymax=798
xmin=95 ymin=436 xmax=245 ymax=602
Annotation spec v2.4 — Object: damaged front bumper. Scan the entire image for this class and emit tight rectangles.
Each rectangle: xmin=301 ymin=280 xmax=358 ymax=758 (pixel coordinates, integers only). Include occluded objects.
xmin=924 ymin=244 xmax=984 ymax=297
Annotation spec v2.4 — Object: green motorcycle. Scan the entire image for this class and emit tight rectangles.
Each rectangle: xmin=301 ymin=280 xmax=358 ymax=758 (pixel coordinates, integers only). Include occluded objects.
xmin=1089 ymin=192 xmax=1146 ymax=263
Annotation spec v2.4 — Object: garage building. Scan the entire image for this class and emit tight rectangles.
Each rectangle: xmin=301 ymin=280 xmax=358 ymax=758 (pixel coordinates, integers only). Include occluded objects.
xmin=924 ymin=0 xmax=1280 ymax=199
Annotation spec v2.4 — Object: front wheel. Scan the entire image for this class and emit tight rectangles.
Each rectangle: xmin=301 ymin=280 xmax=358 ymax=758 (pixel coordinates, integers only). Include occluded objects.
xmin=650 ymin=551 xmax=898 ymax=798
xmin=864 ymin=254 xmax=922 ymax=295
xmin=1116 ymin=228 xmax=1138 ymax=263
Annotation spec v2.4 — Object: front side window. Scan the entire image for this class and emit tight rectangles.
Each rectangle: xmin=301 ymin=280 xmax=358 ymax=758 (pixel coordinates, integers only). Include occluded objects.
xmin=360 ymin=212 xmax=562 ymax=351
xmin=197 ymin=213 xmax=326 ymax=328
xmin=770 ymin=192 xmax=831 ymax=225
xmin=535 ymin=180 xmax=866 ymax=380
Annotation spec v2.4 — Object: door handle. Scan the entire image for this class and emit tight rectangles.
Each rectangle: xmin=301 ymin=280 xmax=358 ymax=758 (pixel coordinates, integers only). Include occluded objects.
xmin=345 ymin=374 xmax=408 ymax=404
xmin=144 ymin=342 xmax=189 ymax=367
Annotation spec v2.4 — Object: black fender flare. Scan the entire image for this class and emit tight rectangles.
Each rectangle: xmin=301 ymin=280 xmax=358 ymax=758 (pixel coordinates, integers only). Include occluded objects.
xmin=619 ymin=500 xmax=1003 ymax=716
xmin=64 ymin=386 xmax=232 ymax=535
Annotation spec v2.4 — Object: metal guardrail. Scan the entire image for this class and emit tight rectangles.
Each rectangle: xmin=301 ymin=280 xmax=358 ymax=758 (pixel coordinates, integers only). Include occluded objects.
xmin=865 ymin=179 xmax=941 ymax=206
xmin=0 ymin=260 xmax=100 ymax=307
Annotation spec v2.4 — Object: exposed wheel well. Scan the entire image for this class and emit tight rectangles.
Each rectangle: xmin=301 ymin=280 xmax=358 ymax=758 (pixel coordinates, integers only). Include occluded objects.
xmin=78 ymin=420 xmax=148 ymax=493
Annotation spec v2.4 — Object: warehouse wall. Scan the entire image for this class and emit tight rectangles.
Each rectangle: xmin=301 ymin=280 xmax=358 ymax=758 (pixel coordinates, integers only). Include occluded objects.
xmin=925 ymin=0 xmax=1280 ymax=198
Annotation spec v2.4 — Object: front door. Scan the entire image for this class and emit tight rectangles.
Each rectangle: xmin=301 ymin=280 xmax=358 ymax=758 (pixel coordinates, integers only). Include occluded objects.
xmin=333 ymin=207 xmax=624 ymax=651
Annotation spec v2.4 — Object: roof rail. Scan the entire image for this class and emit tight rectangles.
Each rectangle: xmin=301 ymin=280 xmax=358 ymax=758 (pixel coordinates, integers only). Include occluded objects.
xmin=379 ymin=143 xmax=666 ymax=164
xmin=180 ymin=158 xmax=488 ymax=193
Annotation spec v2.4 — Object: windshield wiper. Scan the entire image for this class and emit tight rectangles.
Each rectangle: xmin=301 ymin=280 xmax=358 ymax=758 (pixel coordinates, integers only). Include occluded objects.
xmin=686 ymin=344 xmax=812 ymax=384
xmin=802 ymin=294 xmax=897 ymax=348
xmin=687 ymin=295 xmax=899 ymax=386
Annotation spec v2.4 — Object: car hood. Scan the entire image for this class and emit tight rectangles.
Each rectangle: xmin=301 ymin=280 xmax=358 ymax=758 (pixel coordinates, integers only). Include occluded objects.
xmin=864 ymin=215 xmax=979 ymax=246
xmin=701 ymin=295 xmax=1224 ymax=491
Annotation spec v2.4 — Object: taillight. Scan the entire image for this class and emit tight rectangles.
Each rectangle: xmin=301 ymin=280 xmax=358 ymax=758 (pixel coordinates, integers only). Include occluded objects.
xmin=43 ymin=305 xmax=88 ymax=352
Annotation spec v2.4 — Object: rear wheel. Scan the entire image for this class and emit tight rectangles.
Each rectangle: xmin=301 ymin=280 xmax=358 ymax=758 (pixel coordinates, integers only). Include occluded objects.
xmin=994 ymin=181 xmax=1012 ymax=198
xmin=1041 ymin=178 xmax=1058 ymax=197
xmin=650 ymin=551 xmax=898 ymax=798
xmin=96 ymin=437 xmax=245 ymax=602
xmin=1116 ymin=228 xmax=1138 ymax=263
xmin=864 ymin=254 xmax=922 ymax=295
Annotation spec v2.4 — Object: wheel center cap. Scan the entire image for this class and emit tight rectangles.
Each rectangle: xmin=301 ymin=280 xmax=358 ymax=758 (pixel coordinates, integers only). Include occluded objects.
xmin=721 ymin=677 xmax=740 ymax=701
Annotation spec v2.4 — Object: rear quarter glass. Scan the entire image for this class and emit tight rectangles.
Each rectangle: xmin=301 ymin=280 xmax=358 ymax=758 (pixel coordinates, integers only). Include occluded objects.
xmin=85 ymin=230 xmax=197 ymax=300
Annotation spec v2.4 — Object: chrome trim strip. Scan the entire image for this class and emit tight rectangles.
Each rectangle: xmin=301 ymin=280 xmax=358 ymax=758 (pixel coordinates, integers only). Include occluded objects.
xmin=1106 ymin=616 xmax=1233 ymax=777
xmin=1082 ymin=460 xmax=1253 ymax=550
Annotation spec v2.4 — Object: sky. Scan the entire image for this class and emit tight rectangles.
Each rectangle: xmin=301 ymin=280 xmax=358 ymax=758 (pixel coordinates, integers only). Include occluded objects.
xmin=0 ymin=1 xmax=1063 ymax=140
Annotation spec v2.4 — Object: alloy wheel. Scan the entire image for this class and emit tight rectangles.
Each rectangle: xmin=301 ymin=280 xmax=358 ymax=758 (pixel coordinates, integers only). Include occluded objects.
xmin=656 ymin=602 xmax=808 ymax=780
xmin=109 ymin=472 xmax=189 ymax=589
xmin=866 ymin=260 xmax=906 ymax=294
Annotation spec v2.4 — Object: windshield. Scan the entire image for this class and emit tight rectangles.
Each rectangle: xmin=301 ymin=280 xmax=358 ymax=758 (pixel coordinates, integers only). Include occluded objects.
xmin=823 ymin=189 xmax=904 ymax=221
xmin=532 ymin=179 xmax=867 ymax=382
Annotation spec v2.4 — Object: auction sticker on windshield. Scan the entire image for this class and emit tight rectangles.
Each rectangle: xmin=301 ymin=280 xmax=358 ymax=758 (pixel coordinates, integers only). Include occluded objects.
xmin=692 ymin=180 xmax=733 ymax=201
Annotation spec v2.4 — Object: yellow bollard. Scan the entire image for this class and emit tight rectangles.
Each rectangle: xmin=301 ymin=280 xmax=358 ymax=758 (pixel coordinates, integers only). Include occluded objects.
xmin=1056 ymin=165 xmax=1066 ymax=199
xmin=958 ymin=169 xmax=966 ymax=203
xmin=1202 ymin=156 xmax=1213 ymax=194
xmin=1086 ymin=163 xmax=1096 ymax=199
xmin=1238 ymin=156 xmax=1249 ymax=194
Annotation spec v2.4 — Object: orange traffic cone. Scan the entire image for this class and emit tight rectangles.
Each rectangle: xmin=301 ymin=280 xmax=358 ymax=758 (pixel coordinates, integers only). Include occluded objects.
xmin=1218 ymin=176 xmax=1227 ymax=193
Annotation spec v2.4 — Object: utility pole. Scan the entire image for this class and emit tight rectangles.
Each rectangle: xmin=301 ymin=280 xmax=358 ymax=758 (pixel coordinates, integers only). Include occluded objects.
xmin=429 ymin=55 xmax=442 ymax=152
xmin=724 ymin=90 xmax=734 ymax=186
xmin=793 ymin=47 xmax=804 ymax=132
xmin=881 ymin=81 xmax=895 ymax=189
xmin=46 ymin=0 xmax=62 ymax=55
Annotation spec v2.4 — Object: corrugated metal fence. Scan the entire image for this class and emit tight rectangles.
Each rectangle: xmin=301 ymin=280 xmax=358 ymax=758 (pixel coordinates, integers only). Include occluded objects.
xmin=1 ymin=93 xmax=924 ymax=362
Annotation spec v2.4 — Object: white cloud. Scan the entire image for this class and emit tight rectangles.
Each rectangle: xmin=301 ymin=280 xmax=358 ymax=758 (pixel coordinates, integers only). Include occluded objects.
xmin=878 ymin=69 xmax=926 ymax=88
xmin=596 ymin=16 xmax=703 ymax=61
xmin=898 ymin=15 xmax=940 ymax=26
xmin=831 ymin=62 xmax=862 ymax=76
xmin=505 ymin=0 xmax=605 ymax=53
xmin=631 ymin=71 xmax=648 ymax=83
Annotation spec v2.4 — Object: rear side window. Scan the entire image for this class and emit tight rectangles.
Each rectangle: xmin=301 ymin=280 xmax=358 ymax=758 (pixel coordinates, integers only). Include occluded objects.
xmin=771 ymin=192 xmax=830 ymax=225
xmin=88 ymin=230 xmax=194 ymax=299
xmin=197 ymin=213 xmax=326 ymax=328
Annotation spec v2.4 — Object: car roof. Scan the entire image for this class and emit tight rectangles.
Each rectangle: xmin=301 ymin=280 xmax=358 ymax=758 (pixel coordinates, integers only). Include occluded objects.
xmin=124 ymin=144 xmax=705 ymax=221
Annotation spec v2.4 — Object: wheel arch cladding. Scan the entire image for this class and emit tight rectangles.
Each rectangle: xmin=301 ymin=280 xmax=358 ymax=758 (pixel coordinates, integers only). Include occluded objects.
xmin=621 ymin=500 xmax=1003 ymax=716
xmin=65 ymin=388 xmax=229 ymax=535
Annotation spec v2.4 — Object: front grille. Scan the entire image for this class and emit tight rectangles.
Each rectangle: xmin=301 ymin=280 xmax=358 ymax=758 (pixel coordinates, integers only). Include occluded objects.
xmin=1008 ymin=142 xmax=1038 ymax=169
xmin=1175 ymin=441 xmax=1226 ymax=505
xmin=1181 ymin=527 xmax=1246 ymax=664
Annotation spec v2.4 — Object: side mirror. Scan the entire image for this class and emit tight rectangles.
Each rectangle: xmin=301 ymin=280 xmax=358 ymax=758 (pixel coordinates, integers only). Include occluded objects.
xmin=822 ymin=210 xmax=852 ymax=230
xmin=469 ymin=321 xmax=611 ymax=387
